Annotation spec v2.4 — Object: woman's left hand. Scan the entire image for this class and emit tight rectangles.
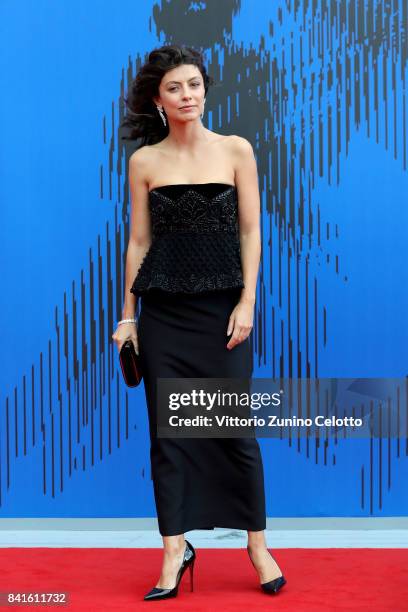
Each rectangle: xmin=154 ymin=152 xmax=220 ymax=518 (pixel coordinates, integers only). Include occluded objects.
xmin=226 ymin=300 xmax=254 ymax=350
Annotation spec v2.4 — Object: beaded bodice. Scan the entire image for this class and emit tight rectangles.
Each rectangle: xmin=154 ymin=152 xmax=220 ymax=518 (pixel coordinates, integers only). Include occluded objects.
xmin=130 ymin=183 xmax=245 ymax=295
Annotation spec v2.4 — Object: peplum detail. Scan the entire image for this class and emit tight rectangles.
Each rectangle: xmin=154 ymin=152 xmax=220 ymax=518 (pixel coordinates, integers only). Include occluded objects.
xmin=130 ymin=183 xmax=245 ymax=295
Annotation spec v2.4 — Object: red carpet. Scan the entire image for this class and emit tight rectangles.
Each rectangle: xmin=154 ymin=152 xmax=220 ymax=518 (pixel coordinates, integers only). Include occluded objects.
xmin=0 ymin=548 xmax=407 ymax=610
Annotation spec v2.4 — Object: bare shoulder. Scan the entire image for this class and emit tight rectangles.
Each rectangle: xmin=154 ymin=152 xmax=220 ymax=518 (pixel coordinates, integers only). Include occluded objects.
xmin=128 ymin=145 xmax=160 ymax=187
xmin=128 ymin=144 xmax=156 ymax=168
xmin=227 ymin=135 xmax=255 ymax=157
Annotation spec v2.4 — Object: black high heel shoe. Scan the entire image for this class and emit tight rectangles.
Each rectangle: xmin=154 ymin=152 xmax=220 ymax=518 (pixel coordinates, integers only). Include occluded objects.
xmin=143 ymin=539 xmax=196 ymax=601
xmin=247 ymin=545 xmax=287 ymax=594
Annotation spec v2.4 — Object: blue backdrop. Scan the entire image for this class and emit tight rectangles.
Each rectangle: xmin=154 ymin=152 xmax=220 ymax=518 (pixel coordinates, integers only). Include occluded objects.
xmin=1 ymin=0 xmax=407 ymax=518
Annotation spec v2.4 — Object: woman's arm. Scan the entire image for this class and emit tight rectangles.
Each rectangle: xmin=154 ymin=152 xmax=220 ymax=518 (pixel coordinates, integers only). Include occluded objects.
xmin=234 ymin=136 xmax=261 ymax=305
xmin=121 ymin=149 xmax=152 ymax=319
xmin=225 ymin=136 xmax=261 ymax=349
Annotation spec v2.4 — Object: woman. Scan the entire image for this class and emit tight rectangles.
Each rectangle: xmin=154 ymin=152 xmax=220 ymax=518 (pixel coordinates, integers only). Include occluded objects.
xmin=112 ymin=45 xmax=286 ymax=601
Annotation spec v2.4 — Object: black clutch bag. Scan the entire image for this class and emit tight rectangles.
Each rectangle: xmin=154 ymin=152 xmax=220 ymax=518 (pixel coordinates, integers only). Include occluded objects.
xmin=119 ymin=340 xmax=143 ymax=387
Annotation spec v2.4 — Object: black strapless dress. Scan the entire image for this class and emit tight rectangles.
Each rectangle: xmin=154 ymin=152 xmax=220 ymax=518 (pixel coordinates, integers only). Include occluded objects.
xmin=131 ymin=183 xmax=266 ymax=536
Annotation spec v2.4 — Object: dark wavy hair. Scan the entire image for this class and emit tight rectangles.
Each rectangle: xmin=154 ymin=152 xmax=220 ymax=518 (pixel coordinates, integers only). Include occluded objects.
xmin=121 ymin=45 xmax=215 ymax=146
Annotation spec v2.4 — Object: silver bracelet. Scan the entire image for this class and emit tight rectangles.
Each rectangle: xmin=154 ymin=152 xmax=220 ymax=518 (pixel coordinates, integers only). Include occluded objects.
xmin=117 ymin=318 xmax=137 ymax=326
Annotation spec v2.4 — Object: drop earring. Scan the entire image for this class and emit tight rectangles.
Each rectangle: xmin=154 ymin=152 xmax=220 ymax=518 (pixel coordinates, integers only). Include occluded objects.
xmin=156 ymin=105 xmax=167 ymax=127
xmin=200 ymin=98 xmax=206 ymax=119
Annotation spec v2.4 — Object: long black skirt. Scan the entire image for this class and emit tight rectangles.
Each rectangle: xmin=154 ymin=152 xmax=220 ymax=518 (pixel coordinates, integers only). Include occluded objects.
xmin=137 ymin=287 xmax=266 ymax=536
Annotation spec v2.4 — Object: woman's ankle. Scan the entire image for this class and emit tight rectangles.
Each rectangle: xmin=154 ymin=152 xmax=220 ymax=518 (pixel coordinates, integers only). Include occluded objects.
xmin=163 ymin=534 xmax=186 ymax=555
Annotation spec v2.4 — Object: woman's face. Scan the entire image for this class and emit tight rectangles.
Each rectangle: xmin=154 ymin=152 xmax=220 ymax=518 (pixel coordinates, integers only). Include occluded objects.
xmin=154 ymin=64 xmax=205 ymax=123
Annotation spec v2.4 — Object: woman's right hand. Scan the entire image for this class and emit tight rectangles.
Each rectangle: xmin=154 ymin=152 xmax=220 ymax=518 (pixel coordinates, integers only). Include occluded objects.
xmin=112 ymin=322 xmax=139 ymax=355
